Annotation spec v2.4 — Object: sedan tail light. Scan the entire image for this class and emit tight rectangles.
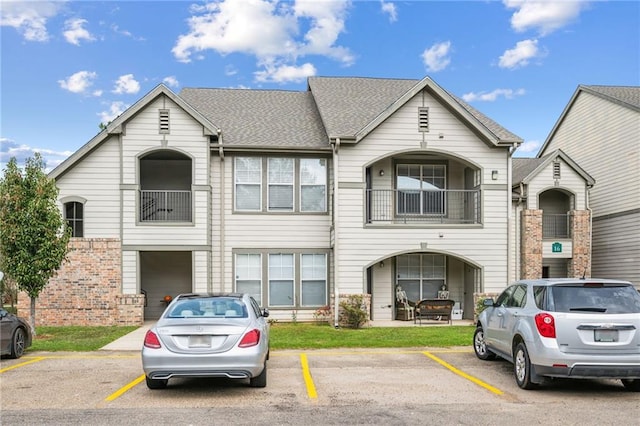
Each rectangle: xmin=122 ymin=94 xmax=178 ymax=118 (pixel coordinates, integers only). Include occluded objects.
xmin=238 ymin=329 xmax=260 ymax=348
xmin=144 ymin=330 xmax=162 ymax=349
xmin=535 ymin=313 xmax=556 ymax=338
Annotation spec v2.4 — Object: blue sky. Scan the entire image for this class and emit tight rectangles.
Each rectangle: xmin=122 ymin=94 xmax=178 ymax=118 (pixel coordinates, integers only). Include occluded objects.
xmin=1 ymin=0 xmax=639 ymax=171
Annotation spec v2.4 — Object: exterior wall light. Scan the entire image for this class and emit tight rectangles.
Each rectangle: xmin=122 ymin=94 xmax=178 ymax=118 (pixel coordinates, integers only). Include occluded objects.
xmin=492 ymin=170 xmax=499 ymax=180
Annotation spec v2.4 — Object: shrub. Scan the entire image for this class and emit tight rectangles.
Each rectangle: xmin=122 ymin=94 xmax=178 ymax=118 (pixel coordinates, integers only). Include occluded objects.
xmin=339 ymin=295 xmax=368 ymax=329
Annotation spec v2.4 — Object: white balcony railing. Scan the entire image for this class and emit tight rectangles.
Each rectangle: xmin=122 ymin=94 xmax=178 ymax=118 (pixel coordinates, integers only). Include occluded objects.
xmin=140 ymin=190 xmax=192 ymax=222
xmin=366 ymin=189 xmax=481 ymax=224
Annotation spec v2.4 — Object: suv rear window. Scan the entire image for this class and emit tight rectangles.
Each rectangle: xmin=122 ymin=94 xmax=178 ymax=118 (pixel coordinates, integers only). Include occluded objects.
xmin=546 ymin=284 xmax=640 ymax=314
xmin=168 ymin=297 xmax=248 ymax=318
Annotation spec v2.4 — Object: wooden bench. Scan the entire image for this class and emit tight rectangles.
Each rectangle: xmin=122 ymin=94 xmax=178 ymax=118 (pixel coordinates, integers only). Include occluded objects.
xmin=414 ymin=299 xmax=455 ymax=325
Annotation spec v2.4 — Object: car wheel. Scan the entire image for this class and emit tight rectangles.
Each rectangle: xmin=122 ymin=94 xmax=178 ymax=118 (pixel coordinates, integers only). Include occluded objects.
xmin=514 ymin=342 xmax=536 ymax=390
xmin=145 ymin=376 xmax=168 ymax=389
xmin=473 ymin=326 xmax=496 ymax=360
xmin=249 ymin=362 xmax=267 ymax=388
xmin=621 ymin=379 xmax=640 ymax=392
xmin=10 ymin=328 xmax=26 ymax=359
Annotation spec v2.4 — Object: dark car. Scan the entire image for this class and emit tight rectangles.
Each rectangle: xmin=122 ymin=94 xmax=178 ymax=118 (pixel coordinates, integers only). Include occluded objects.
xmin=474 ymin=278 xmax=640 ymax=391
xmin=141 ymin=293 xmax=270 ymax=389
xmin=0 ymin=308 xmax=33 ymax=359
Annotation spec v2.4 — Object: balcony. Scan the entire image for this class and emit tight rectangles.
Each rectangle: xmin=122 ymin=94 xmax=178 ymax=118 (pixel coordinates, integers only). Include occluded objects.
xmin=543 ymin=213 xmax=571 ymax=239
xmin=140 ymin=190 xmax=192 ymax=222
xmin=366 ymin=189 xmax=481 ymax=224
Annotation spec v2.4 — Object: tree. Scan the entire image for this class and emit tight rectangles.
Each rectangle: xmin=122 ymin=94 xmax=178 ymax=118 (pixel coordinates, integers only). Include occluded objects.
xmin=0 ymin=154 xmax=70 ymax=334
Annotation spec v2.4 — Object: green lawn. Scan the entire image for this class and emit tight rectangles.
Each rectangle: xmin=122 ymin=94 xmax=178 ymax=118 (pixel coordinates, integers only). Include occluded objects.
xmin=27 ymin=323 xmax=474 ymax=352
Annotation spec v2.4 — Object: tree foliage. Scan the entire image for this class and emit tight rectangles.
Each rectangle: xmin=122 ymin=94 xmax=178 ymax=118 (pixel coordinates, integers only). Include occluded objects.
xmin=0 ymin=154 xmax=70 ymax=333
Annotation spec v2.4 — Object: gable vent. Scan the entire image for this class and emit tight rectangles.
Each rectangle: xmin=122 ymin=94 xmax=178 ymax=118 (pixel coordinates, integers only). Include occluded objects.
xmin=159 ymin=109 xmax=170 ymax=134
xmin=418 ymin=107 xmax=429 ymax=132
xmin=553 ymin=161 xmax=561 ymax=179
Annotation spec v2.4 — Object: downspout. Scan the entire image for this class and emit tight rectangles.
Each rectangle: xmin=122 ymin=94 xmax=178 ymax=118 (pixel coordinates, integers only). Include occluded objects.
xmin=218 ymin=130 xmax=225 ymax=291
xmin=332 ymin=138 xmax=340 ymax=328
xmin=507 ymin=143 xmax=519 ymax=284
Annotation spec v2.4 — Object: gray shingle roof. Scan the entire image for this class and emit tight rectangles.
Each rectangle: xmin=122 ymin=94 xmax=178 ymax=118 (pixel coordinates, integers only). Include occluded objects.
xmin=179 ymin=88 xmax=330 ymax=149
xmin=512 ymin=157 xmax=546 ymax=185
xmin=581 ymin=85 xmax=640 ymax=111
xmin=308 ymin=76 xmax=522 ymax=143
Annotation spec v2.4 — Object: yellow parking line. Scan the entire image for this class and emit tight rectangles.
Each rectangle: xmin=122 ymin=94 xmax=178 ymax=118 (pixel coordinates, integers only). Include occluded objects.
xmin=422 ymin=351 xmax=504 ymax=395
xmin=299 ymin=353 xmax=317 ymax=399
xmin=105 ymin=374 xmax=145 ymax=401
xmin=0 ymin=356 xmax=46 ymax=373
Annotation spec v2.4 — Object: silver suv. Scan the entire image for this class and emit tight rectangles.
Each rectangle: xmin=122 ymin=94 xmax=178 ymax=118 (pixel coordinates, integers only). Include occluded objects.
xmin=474 ymin=278 xmax=640 ymax=391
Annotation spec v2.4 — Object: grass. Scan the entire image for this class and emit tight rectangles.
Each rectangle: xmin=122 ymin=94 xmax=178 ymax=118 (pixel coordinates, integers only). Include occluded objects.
xmin=30 ymin=326 xmax=139 ymax=352
xmin=25 ymin=323 xmax=475 ymax=353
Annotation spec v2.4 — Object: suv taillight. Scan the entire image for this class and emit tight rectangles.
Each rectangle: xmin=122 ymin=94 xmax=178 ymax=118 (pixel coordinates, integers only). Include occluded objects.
xmin=144 ymin=330 xmax=162 ymax=349
xmin=535 ymin=313 xmax=556 ymax=338
xmin=238 ymin=329 xmax=260 ymax=347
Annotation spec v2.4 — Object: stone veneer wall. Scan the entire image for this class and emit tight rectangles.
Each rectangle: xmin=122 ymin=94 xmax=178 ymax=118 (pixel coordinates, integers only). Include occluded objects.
xmin=520 ymin=209 xmax=543 ymax=279
xmin=568 ymin=210 xmax=591 ymax=278
xmin=17 ymin=238 xmax=144 ymax=326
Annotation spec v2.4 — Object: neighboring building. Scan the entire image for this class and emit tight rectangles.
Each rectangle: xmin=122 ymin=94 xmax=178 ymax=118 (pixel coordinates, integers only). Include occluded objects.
xmin=511 ymin=150 xmax=594 ymax=282
xmin=537 ymin=85 xmax=640 ymax=286
xmin=18 ymin=76 xmax=596 ymax=326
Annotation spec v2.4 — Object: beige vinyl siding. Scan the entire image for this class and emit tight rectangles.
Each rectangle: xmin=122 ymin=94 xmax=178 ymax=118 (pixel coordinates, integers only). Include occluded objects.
xmin=335 ymin=89 xmax=511 ymax=296
xmin=210 ymin=154 xmax=333 ymax=296
xmin=525 ymin=160 xmax=588 ymax=210
xmin=592 ymin=212 xmax=640 ymax=284
xmin=193 ymin=250 xmax=210 ymax=293
xmin=56 ymin=135 xmax=121 ymax=238
xmin=120 ymin=95 xmax=211 ymax=246
xmin=544 ymin=92 xmax=640 ymax=216
xmin=122 ymin=251 xmax=138 ymax=294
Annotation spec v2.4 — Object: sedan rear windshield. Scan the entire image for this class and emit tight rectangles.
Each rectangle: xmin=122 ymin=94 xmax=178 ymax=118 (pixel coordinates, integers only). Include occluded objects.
xmin=541 ymin=284 xmax=640 ymax=314
xmin=167 ymin=297 xmax=248 ymax=318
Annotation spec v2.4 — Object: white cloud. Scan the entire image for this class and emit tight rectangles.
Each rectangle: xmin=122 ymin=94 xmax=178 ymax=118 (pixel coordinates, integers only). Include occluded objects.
xmin=112 ymin=74 xmax=140 ymax=94
xmin=462 ymin=88 xmax=526 ymax=102
xmin=63 ymin=18 xmax=95 ymax=45
xmin=0 ymin=137 xmax=73 ymax=172
xmin=172 ymin=0 xmax=353 ymax=83
xmin=421 ymin=41 xmax=452 ymax=72
xmin=499 ymin=39 xmax=541 ymax=69
xmin=504 ymin=0 xmax=588 ymax=36
xmin=380 ymin=1 xmax=397 ymax=22
xmin=58 ymin=71 xmax=99 ymax=94
xmin=254 ymin=62 xmax=316 ymax=83
xmin=162 ymin=76 xmax=180 ymax=88
xmin=0 ymin=1 xmax=62 ymax=42
xmin=98 ymin=101 xmax=129 ymax=124
xmin=515 ymin=139 xmax=542 ymax=156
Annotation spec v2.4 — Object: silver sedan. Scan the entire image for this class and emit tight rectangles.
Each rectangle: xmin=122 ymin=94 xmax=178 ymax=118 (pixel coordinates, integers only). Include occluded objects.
xmin=474 ymin=278 xmax=640 ymax=391
xmin=141 ymin=293 xmax=270 ymax=389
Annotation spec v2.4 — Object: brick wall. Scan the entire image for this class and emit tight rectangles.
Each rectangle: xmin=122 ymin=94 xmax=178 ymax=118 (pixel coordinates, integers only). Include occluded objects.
xmin=17 ymin=238 xmax=144 ymax=326
xmin=520 ymin=209 xmax=543 ymax=279
xmin=568 ymin=210 xmax=591 ymax=278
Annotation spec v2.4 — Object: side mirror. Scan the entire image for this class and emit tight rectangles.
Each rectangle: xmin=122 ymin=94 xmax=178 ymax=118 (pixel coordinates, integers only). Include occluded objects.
xmin=0 ymin=309 xmax=8 ymax=319
xmin=262 ymin=308 xmax=270 ymax=318
xmin=483 ymin=298 xmax=495 ymax=307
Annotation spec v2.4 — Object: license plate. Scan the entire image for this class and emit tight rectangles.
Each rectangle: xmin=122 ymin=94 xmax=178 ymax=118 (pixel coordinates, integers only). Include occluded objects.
xmin=188 ymin=335 xmax=211 ymax=348
xmin=594 ymin=329 xmax=618 ymax=342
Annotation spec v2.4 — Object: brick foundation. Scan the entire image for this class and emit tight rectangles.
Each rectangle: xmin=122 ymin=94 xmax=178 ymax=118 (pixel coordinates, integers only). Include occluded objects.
xmin=17 ymin=238 xmax=144 ymax=326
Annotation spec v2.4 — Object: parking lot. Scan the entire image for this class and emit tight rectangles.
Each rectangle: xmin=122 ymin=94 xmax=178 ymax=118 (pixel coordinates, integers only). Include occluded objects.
xmin=1 ymin=347 xmax=639 ymax=425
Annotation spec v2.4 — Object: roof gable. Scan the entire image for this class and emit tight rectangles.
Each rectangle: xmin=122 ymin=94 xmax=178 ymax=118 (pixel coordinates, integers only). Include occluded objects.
xmin=50 ymin=84 xmax=219 ymax=179
xmin=513 ymin=149 xmax=595 ymax=187
xmin=307 ymin=76 xmax=523 ymax=146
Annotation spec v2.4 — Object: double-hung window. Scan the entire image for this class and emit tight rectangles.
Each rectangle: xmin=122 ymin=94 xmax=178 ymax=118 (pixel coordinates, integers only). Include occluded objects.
xmin=235 ymin=254 xmax=262 ymax=302
xmin=300 ymin=159 xmax=327 ymax=212
xmin=268 ymin=158 xmax=294 ymax=211
xmin=64 ymin=201 xmax=84 ymax=237
xmin=268 ymin=254 xmax=295 ymax=306
xmin=235 ymin=157 xmax=327 ymax=213
xmin=235 ymin=157 xmax=262 ymax=211
xmin=397 ymin=164 xmax=446 ymax=216
xmin=301 ymin=254 xmax=327 ymax=306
